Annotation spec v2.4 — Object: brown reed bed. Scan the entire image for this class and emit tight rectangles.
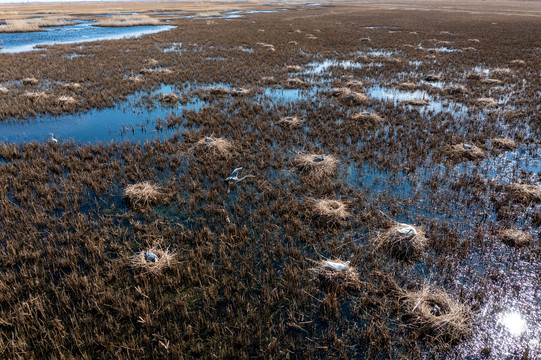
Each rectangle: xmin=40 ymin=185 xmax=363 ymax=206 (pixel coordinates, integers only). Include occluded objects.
xmin=400 ymin=285 xmax=472 ymax=345
xmin=96 ymin=14 xmax=161 ymax=27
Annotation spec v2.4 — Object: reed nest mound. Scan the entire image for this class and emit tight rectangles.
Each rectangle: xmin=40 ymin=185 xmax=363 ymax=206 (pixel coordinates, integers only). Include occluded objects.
xmin=130 ymin=248 xmax=177 ymax=275
xmin=475 ymin=97 xmax=498 ymax=108
xmin=398 ymin=82 xmax=417 ymax=90
xmin=56 ymin=96 xmax=77 ymax=105
xmin=335 ymin=89 xmax=369 ymax=106
xmin=23 ymin=91 xmax=48 ymax=100
xmin=466 ymin=72 xmax=482 ymax=80
xmin=283 ymin=77 xmax=309 ymax=89
xmin=277 ymin=115 xmax=302 ymax=127
xmin=126 ymin=76 xmax=143 ymax=83
xmin=402 ymin=99 xmax=428 ymax=106
xmin=285 ymin=65 xmax=302 ymax=72
xmin=194 ymin=136 xmax=232 ymax=157
xmin=343 ymin=79 xmax=364 ymax=92
xmin=62 ymin=83 xmax=81 ymax=91
xmin=139 ymin=68 xmax=154 ymax=75
xmin=507 ymin=183 xmax=541 ymax=204
xmin=422 ymin=74 xmax=441 ymax=82
xmin=160 ymin=93 xmax=179 ymax=104
xmin=444 ymin=85 xmax=467 ymax=95
xmin=0 ymin=87 xmax=7 ymax=94
xmin=309 ymin=259 xmax=360 ymax=293
xmin=374 ymin=223 xmax=427 ymax=261
xmin=22 ymin=77 xmax=38 ymax=86
xmin=261 ymin=76 xmax=277 ymax=85
xmin=352 ymin=112 xmax=384 ymax=127
xmin=295 ymin=153 xmax=338 ymax=179
xmin=146 ymin=59 xmax=159 ymax=67
xmin=492 ymin=137 xmax=517 ymax=150
xmin=446 ymin=143 xmax=486 ymax=161
xmin=400 ymin=286 xmax=472 ymax=344
xmin=498 ymin=229 xmax=532 ymax=248
xmin=311 ymin=198 xmax=351 ymax=227
xmin=124 ymin=182 xmax=164 ymax=206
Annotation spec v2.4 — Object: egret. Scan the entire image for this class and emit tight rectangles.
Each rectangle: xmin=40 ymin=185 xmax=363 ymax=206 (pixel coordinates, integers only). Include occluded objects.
xmin=205 ymin=137 xmax=215 ymax=143
xmin=463 ymin=143 xmax=472 ymax=150
xmin=224 ymin=167 xmax=254 ymax=193
xmin=145 ymin=250 xmax=159 ymax=263
xmin=312 ymin=156 xmax=325 ymax=163
xmin=48 ymin=133 xmax=57 ymax=143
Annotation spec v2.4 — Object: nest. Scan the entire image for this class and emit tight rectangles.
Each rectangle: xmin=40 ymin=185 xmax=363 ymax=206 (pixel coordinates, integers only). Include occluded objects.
xmin=286 ymin=65 xmax=302 ymax=72
xmin=422 ymin=74 xmax=441 ymax=82
xmin=402 ymin=99 xmax=428 ymax=106
xmin=336 ymin=90 xmax=369 ymax=106
xmin=277 ymin=116 xmax=302 ymax=127
xmin=146 ymin=59 xmax=159 ymax=67
xmin=0 ymin=87 xmax=7 ymax=94
xmin=344 ymin=79 xmax=364 ymax=92
xmin=130 ymin=247 xmax=177 ymax=275
xmin=466 ymin=72 xmax=482 ymax=80
xmin=492 ymin=137 xmax=516 ymax=150
xmin=401 ymin=286 xmax=472 ymax=344
xmin=352 ymin=112 xmax=384 ymax=127
xmin=62 ymin=83 xmax=81 ymax=91
xmin=481 ymin=78 xmax=502 ymax=85
xmin=157 ymin=68 xmax=173 ymax=75
xmin=56 ymin=96 xmax=77 ymax=105
xmin=139 ymin=68 xmax=154 ymax=75
xmin=507 ymin=183 xmax=541 ymax=204
xmin=194 ymin=136 xmax=232 ymax=158
xmin=499 ymin=229 xmax=532 ymax=248
xmin=22 ymin=77 xmax=38 ymax=86
xmin=491 ymin=68 xmax=511 ymax=76
xmin=256 ymin=42 xmax=275 ymax=51
xmin=446 ymin=143 xmax=486 ymax=160
xmin=374 ymin=223 xmax=427 ymax=261
xmin=398 ymin=82 xmax=417 ymax=90
xmin=295 ymin=153 xmax=338 ymax=179
xmin=23 ymin=91 xmax=48 ymax=100
xmin=309 ymin=259 xmax=360 ymax=293
xmin=206 ymin=86 xmax=231 ymax=96
xmin=230 ymin=87 xmax=251 ymax=96
xmin=127 ymin=76 xmax=143 ymax=83
xmin=444 ymin=85 xmax=467 ymax=95
xmin=283 ymin=77 xmax=309 ymax=89
xmin=311 ymin=199 xmax=351 ymax=227
xmin=261 ymin=76 xmax=277 ymax=85
xmin=510 ymin=59 xmax=526 ymax=66
xmin=124 ymin=182 xmax=163 ymax=206
xmin=475 ymin=98 xmax=498 ymax=107
xmin=160 ymin=93 xmax=180 ymax=104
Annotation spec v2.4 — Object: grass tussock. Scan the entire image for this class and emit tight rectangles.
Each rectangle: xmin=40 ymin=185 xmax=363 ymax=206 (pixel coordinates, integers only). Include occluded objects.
xmin=130 ymin=247 xmax=177 ymax=275
xmin=96 ymin=14 xmax=161 ymax=27
xmin=194 ymin=136 xmax=232 ymax=158
xmin=311 ymin=198 xmax=351 ymax=227
xmin=499 ymin=229 xmax=532 ymax=248
xmin=283 ymin=77 xmax=309 ymax=89
xmin=374 ymin=223 xmax=427 ymax=261
xmin=0 ymin=17 xmax=73 ymax=33
xmin=295 ymin=153 xmax=338 ymax=179
xmin=492 ymin=137 xmax=517 ymax=150
xmin=446 ymin=143 xmax=486 ymax=161
xmin=332 ymin=88 xmax=369 ymax=106
xmin=22 ymin=77 xmax=38 ymax=86
xmin=507 ymin=183 xmax=541 ymax=204
xmin=309 ymin=259 xmax=360 ymax=293
xmin=401 ymin=286 xmax=472 ymax=344
xmin=124 ymin=181 xmax=163 ymax=206
xmin=352 ymin=112 xmax=384 ymax=127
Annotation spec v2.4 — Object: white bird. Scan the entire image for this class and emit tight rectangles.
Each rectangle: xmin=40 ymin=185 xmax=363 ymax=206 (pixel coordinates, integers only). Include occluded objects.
xmin=48 ymin=133 xmax=57 ymax=143
xmin=224 ymin=167 xmax=254 ymax=193
xmin=145 ymin=250 xmax=159 ymax=262
xmin=324 ymin=260 xmax=350 ymax=271
xmin=397 ymin=224 xmax=417 ymax=237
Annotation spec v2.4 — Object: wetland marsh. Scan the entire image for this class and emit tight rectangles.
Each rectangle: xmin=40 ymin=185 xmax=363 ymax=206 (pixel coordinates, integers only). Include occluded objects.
xmin=0 ymin=1 xmax=540 ymax=358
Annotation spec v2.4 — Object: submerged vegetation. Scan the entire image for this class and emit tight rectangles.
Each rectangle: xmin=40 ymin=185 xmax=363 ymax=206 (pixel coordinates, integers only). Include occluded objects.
xmin=0 ymin=1 xmax=540 ymax=359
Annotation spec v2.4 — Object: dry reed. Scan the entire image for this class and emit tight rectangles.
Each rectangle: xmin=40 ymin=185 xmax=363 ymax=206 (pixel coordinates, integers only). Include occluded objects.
xmin=96 ymin=14 xmax=161 ymax=27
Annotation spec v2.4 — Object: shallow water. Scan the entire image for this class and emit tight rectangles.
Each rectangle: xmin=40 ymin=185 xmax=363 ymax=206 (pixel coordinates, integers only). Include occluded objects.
xmin=0 ymin=20 xmax=175 ymax=53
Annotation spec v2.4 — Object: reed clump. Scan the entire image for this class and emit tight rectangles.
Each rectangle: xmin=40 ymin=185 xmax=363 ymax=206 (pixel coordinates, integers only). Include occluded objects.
xmin=400 ymin=286 xmax=472 ymax=344
xmin=295 ymin=153 xmax=338 ymax=179
xmin=374 ymin=223 xmax=427 ymax=261
xmin=492 ymin=137 xmax=516 ymax=150
xmin=96 ymin=14 xmax=161 ymax=27
xmin=309 ymin=259 xmax=360 ymax=293
xmin=507 ymin=183 xmax=541 ymax=204
xmin=446 ymin=143 xmax=486 ymax=161
xmin=130 ymin=247 xmax=177 ymax=275
xmin=499 ymin=229 xmax=532 ymax=248
xmin=311 ymin=199 xmax=351 ymax=227
xmin=124 ymin=181 xmax=163 ymax=205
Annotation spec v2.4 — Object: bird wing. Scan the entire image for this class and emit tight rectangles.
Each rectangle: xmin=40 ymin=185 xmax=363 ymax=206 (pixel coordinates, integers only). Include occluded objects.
xmin=229 ymin=167 xmax=243 ymax=178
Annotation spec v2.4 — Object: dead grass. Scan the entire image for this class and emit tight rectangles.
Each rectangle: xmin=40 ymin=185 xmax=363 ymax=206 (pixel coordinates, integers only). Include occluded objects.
xmin=446 ymin=143 xmax=486 ymax=160
xmin=0 ymin=19 xmax=40 ymax=33
xmin=309 ymin=258 xmax=360 ymax=293
xmin=335 ymin=89 xmax=369 ymax=106
xmin=507 ymin=183 xmax=541 ymax=204
xmin=374 ymin=223 xmax=427 ymax=261
xmin=22 ymin=77 xmax=38 ymax=86
xmin=295 ymin=153 xmax=338 ymax=179
xmin=130 ymin=247 xmax=177 ymax=275
xmin=124 ymin=182 xmax=163 ymax=206
xmin=311 ymin=198 xmax=351 ymax=227
xmin=62 ymin=83 xmax=81 ymax=91
xmin=492 ymin=137 xmax=516 ymax=150
xmin=499 ymin=229 xmax=532 ymax=248
xmin=96 ymin=14 xmax=161 ymax=27
xmin=475 ymin=97 xmax=498 ymax=107
xmin=401 ymin=285 xmax=472 ymax=344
